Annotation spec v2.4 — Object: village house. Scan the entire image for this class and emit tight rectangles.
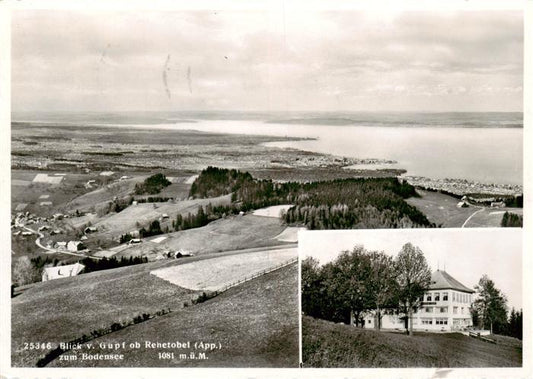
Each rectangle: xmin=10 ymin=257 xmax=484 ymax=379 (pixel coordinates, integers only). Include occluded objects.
xmin=362 ymin=270 xmax=474 ymax=332
xmin=55 ymin=241 xmax=67 ymax=250
xmin=67 ymin=241 xmax=86 ymax=252
xmin=42 ymin=263 xmax=85 ymax=282
xmin=84 ymin=226 xmax=98 ymax=234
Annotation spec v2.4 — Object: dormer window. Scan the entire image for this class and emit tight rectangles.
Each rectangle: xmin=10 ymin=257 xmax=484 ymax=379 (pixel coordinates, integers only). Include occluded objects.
xmin=435 ymin=292 xmax=440 ymax=301
xmin=443 ymin=292 xmax=448 ymax=301
xmin=426 ymin=294 xmax=432 ymax=301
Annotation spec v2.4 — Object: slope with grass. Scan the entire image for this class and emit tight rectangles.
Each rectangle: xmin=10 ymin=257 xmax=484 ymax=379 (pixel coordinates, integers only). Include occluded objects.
xmin=406 ymin=189 xmax=524 ymax=228
xmin=11 ymin=259 xmax=201 ymax=367
xmin=91 ymin=194 xmax=232 ymax=238
xmin=302 ymin=316 xmax=522 ymax=368
xmin=49 ymin=264 xmax=299 ymax=367
xmin=116 ymin=214 xmax=291 ymax=259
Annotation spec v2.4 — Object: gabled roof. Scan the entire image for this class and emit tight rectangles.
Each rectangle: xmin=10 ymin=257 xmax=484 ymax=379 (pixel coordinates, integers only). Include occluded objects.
xmin=429 ymin=270 xmax=474 ymax=293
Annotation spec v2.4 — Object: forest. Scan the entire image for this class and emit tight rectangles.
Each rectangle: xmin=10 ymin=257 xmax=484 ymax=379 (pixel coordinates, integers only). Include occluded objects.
xmin=190 ymin=166 xmax=433 ymax=229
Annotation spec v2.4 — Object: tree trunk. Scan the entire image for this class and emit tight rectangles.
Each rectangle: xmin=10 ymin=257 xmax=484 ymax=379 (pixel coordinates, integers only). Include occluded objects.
xmin=408 ymin=307 xmax=413 ymax=336
xmin=490 ymin=321 xmax=493 ymax=335
xmin=350 ymin=309 xmax=354 ymax=326
xmin=376 ymin=306 xmax=381 ymax=330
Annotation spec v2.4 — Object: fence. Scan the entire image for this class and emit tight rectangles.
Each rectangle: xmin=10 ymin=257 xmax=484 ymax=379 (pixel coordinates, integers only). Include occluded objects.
xmin=215 ymin=257 xmax=298 ymax=294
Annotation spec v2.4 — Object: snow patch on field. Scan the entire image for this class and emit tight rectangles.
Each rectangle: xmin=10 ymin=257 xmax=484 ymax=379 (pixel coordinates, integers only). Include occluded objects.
xmin=252 ymin=204 xmax=293 ymax=218
xmin=150 ymin=236 xmax=168 ymax=244
xmin=39 ymin=194 xmax=50 ymax=199
xmin=15 ymin=203 xmax=28 ymax=211
xmin=93 ymin=250 xmax=118 ymax=258
xmin=151 ymin=247 xmax=297 ymax=291
xmin=33 ymin=174 xmax=63 ymax=184
xmin=274 ymin=227 xmax=305 ymax=243
xmin=185 ymin=175 xmax=199 ymax=184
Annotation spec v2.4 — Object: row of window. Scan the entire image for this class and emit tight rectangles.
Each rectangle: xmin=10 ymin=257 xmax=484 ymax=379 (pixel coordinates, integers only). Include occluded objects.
xmin=420 ymin=306 xmax=468 ymax=314
xmin=420 ymin=318 xmax=448 ymax=325
xmin=420 ymin=291 xmax=472 ymax=304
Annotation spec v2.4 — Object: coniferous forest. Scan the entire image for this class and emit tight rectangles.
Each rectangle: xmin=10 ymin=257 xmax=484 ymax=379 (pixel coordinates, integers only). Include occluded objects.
xmin=190 ymin=166 xmax=434 ymax=229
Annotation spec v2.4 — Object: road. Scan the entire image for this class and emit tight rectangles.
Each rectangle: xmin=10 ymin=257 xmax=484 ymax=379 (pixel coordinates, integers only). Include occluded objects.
xmin=461 ymin=207 xmax=485 ymax=228
xmin=15 ymin=222 xmax=101 ymax=260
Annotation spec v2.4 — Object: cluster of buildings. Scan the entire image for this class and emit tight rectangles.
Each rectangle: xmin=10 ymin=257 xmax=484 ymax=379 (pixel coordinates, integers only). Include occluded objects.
xmin=404 ymin=175 xmax=522 ymax=197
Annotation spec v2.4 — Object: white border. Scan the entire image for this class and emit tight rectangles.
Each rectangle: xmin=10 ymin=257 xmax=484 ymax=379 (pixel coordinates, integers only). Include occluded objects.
xmin=1 ymin=1 xmax=531 ymax=378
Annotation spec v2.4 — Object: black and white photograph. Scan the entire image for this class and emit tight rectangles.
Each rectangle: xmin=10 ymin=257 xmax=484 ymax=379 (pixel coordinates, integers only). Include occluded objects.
xmin=300 ymin=228 xmax=523 ymax=368
xmin=0 ymin=0 xmax=530 ymax=377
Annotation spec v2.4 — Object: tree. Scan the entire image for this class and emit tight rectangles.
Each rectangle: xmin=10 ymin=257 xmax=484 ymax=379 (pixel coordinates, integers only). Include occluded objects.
xmin=301 ymin=256 xmax=325 ymax=318
xmin=328 ymin=247 xmax=373 ymax=326
xmin=508 ymin=308 xmax=523 ymax=340
xmin=13 ymin=256 xmax=40 ymax=285
xmin=394 ymin=243 xmax=431 ymax=336
xmin=367 ymin=251 xmax=398 ymax=330
xmin=472 ymin=274 xmax=508 ymax=334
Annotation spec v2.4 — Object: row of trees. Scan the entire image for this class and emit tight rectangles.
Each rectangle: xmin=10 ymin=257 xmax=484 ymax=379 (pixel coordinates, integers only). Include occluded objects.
xmin=172 ymin=204 xmax=240 ymax=232
xmin=501 ymin=212 xmax=523 ymax=227
xmin=302 ymin=243 xmax=431 ymax=335
xmin=303 ymin=244 xmax=521 ymax=338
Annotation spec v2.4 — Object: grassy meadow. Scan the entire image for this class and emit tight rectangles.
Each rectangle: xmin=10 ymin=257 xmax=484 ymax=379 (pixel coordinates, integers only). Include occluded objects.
xmin=302 ymin=316 xmax=522 ymax=368
xmin=48 ymin=263 xmax=299 ymax=367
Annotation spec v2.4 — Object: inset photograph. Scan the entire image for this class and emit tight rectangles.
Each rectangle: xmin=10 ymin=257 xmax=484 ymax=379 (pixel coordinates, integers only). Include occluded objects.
xmin=300 ymin=228 xmax=522 ymax=368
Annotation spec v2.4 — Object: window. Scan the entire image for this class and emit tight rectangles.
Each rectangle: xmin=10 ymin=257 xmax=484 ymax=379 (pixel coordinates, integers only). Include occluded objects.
xmin=440 ymin=307 xmax=448 ymax=313
xmin=422 ymin=319 xmax=433 ymax=325
xmin=443 ymin=292 xmax=448 ymax=301
xmin=461 ymin=307 xmax=464 ymax=314
xmin=368 ymin=319 xmax=371 ymax=324
xmin=452 ymin=292 xmax=456 ymax=302
xmin=425 ymin=307 xmax=433 ymax=313
xmin=435 ymin=292 xmax=440 ymax=301
xmin=453 ymin=307 xmax=458 ymax=314
xmin=436 ymin=319 xmax=448 ymax=325
xmin=426 ymin=294 xmax=432 ymax=301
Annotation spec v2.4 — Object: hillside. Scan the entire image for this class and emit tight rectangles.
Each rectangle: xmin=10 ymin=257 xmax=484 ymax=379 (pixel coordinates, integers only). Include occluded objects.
xmin=11 ymin=258 xmax=198 ymax=367
xmin=48 ymin=263 xmax=299 ymax=367
xmin=116 ymin=214 xmax=290 ymax=259
xmin=302 ymin=316 xmax=522 ymax=368
xmin=91 ymin=194 xmax=232 ymax=238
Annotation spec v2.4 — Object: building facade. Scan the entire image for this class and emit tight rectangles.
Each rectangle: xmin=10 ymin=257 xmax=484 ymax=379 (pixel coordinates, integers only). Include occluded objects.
xmin=363 ymin=270 xmax=474 ymax=332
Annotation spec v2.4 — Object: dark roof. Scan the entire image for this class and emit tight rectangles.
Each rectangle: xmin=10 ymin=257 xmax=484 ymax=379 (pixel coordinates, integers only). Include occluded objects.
xmin=429 ymin=270 xmax=474 ymax=293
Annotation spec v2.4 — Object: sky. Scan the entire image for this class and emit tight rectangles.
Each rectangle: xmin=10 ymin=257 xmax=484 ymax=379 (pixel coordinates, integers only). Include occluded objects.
xmin=11 ymin=9 xmax=523 ymax=113
xmin=300 ymin=228 xmax=523 ymax=310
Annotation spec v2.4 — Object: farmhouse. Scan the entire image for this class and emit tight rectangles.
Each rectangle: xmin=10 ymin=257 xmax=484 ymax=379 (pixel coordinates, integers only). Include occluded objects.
xmin=42 ymin=263 xmax=85 ymax=282
xmin=84 ymin=226 xmax=98 ymax=234
xmin=55 ymin=241 xmax=67 ymax=250
xmin=363 ymin=270 xmax=474 ymax=332
xmin=67 ymin=241 xmax=86 ymax=252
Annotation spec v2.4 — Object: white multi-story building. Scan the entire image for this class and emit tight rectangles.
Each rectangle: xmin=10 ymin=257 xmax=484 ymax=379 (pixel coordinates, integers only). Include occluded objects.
xmin=363 ymin=270 xmax=474 ymax=332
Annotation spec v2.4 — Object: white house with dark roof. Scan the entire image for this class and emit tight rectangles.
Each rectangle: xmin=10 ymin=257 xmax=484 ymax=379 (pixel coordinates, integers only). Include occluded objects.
xmin=42 ymin=263 xmax=85 ymax=282
xmin=363 ymin=270 xmax=474 ymax=332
